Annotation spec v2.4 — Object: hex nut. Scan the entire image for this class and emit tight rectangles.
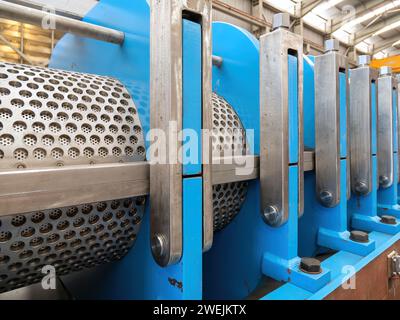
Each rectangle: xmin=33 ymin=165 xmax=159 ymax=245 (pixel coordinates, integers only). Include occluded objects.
xmin=300 ymin=257 xmax=322 ymax=274
xmin=350 ymin=230 xmax=369 ymax=243
xmin=381 ymin=215 xmax=397 ymax=225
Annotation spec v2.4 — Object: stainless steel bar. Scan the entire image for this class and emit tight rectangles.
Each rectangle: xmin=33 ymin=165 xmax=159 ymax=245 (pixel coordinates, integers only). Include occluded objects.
xmin=150 ymin=0 xmax=213 ymax=266
xmin=349 ymin=57 xmax=378 ymax=196
xmin=0 ymin=0 xmax=124 ymax=44
xmin=314 ymin=39 xmax=349 ymax=207
xmin=0 ymin=151 xmax=315 ymax=218
xmin=377 ymin=66 xmax=396 ymax=189
xmin=260 ymin=13 xmax=304 ymax=227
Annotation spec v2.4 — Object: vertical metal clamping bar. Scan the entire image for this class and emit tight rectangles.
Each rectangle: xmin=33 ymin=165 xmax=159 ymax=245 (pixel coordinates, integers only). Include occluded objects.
xmin=377 ymin=75 xmax=396 ymax=189
xmin=396 ymin=74 xmax=400 ymax=184
xmin=349 ymin=67 xmax=378 ymax=196
xmin=150 ymin=0 xmax=213 ymax=266
xmin=260 ymin=28 xmax=304 ymax=227
xmin=314 ymin=52 xmax=349 ymax=207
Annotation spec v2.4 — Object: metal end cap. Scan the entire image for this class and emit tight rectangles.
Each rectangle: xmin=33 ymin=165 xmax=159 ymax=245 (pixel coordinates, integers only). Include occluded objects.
xmin=380 ymin=66 xmax=392 ymax=76
xmin=319 ymin=190 xmax=333 ymax=207
xmin=380 ymin=215 xmax=397 ymax=225
xmin=354 ymin=181 xmax=368 ymax=196
xmin=358 ymin=55 xmax=371 ymax=67
xmin=325 ymin=39 xmax=339 ymax=52
xmin=272 ymin=12 xmax=290 ymax=30
xmin=350 ymin=230 xmax=369 ymax=243
xmin=300 ymin=257 xmax=322 ymax=274
xmin=379 ymin=175 xmax=391 ymax=188
xmin=262 ymin=205 xmax=282 ymax=227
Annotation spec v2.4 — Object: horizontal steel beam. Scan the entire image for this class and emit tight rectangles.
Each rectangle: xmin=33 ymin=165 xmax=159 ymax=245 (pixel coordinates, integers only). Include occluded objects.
xmin=0 ymin=151 xmax=315 ymax=217
xmin=0 ymin=0 xmax=124 ymax=44
xmin=373 ymin=35 xmax=400 ymax=54
xmin=330 ymin=0 xmax=386 ymax=34
xmin=354 ymin=13 xmax=400 ymax=45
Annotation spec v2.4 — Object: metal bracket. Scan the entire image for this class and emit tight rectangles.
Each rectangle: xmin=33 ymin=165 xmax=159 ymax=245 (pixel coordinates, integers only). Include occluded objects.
xmin=349 ymin=62 xmax=378 ymax=196
xmin=150 ymin=0 xmax=212 ymax=266
xmin=387 ymin=250 xmax=400 ymax=279
xmin=314 ymin=43 xmax=349 ymax=207
xmin=377 ymin=67 xmax=396 ymax=189
xmin=260 ymin=19 xmax=304 ymax=227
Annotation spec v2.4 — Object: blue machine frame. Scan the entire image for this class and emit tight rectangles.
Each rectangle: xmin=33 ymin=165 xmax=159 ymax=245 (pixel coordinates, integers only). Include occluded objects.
xmin=43 ymin=0 xmax=400 ymax=300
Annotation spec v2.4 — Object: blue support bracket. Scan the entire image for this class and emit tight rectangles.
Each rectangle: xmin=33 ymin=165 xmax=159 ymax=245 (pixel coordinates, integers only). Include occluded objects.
xmin=318 ymin=228 xmax=375 ymax=256
xmin=262 ymin=254 xmax=330 ymax=293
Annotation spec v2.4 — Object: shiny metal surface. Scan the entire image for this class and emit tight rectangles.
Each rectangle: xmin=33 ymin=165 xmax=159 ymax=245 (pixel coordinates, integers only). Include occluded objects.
xmin=0 ymin=0 xmax=124 ymax=45
xmin=211 ymin=94 xmax=248 ymax=231
xmin=0 ymin=62 xmax=147 ymax=294
xmin=260 ymin=25 xmax=304 ymax=227
xmin=0 ymin=196 xmax=145 ymax=294
xmin=0 ymin=62 xmax=145 ymax=169
xmin=314 ymin=49 xmax=348 ymax=207
xmin=150 ymin=0 xmax=213 ymax=266
xmin=349 ymin=65 xmax=378 ymax=196
xmin=377 ymin=73 xmax=395 ymax=188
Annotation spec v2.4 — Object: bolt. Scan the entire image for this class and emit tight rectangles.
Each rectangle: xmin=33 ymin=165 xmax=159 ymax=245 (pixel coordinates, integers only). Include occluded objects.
xmin=358 ymin=55 xmax=371 ymax=67
xmin=324 ymin=39 xmax=339 ymax=52
xmin=300 ymin=257 xmax=322 ymax=274
xmin=354 ymin=181 xmax=368 ymax=196
xmin=381 ymin=215 xmax=397 ymax=225
xmin=350 ymin=230 xmax=369 ymax=243
xmin=151 ymin=233 xmax=167 ymax=258
xmin=262 ymin=205 xmax=282 ymax=227
xmin=319 ymin=190 xmax=333 ymax=207
xmin=272 ymin=13 xmax=290 ymax=31
xmin=379 ymin=175 xmax=390 ymax=188
xmin=379 ymin=66 xmax=392 ymax=76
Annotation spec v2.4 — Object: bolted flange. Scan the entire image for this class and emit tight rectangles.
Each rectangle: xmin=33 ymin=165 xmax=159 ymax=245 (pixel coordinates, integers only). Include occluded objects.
xmin=350 ymin=230 xmax=369 ymax=243
xmin=300 ymin=257 xmax=322 ymax=274
xmin=381 ymin=215 xmax=397 ymax=225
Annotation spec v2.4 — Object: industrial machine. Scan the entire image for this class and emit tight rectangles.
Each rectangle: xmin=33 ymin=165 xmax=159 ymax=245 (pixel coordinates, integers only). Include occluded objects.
xmin=0 ymin=0 xmax=400 ymax=300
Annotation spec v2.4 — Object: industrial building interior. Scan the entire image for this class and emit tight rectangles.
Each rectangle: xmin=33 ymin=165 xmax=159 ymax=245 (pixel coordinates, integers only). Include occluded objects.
xmin=0 ymin=0 xmax=400 ymax=301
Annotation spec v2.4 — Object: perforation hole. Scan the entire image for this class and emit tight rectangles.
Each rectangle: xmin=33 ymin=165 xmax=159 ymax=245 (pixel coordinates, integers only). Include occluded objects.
xmin=13 ymin=148 xmax=28 ymax=160
xmin=32 ymin=122 xmax=45 ymax=133
xmin=83 ymin=147 xmax=94 ymax=158
xmin=11 ymin=215 xmax=26 ymax=227
xmin=11 ymin=99 xmax=24 ymax=108
xmin=23 ymin=134 xmax=37 ymax=146
xmin=41 ymin=135 xmax=54 ymax=146
xmin=13 ymin=121 xmax=27 ymax=132
xmin=51 ymin=148 xmax=63 ymax=159
xmin=0 ymin=108 xmax=12 ymax=119
xmin=21 ymin=110 xmax=35 ymax=120
xmin=33 ymin=148 xmax=46 ymax=160
xmin=68 ymin=147 xmax=80 ymax=159
xmin=49 ymin=122 xmax=61 ymax=133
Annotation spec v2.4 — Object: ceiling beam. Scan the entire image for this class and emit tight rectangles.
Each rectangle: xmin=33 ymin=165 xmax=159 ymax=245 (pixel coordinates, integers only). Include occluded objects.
xmin=354 ymin=13 xmax=400 ymax=45
xmin=329 ymin=0 xmax=386 ymax=34
xmin=300 ymin=0 xmax=324 ymax=17
xmin=372 ymin=35 xmax=400 ymax=54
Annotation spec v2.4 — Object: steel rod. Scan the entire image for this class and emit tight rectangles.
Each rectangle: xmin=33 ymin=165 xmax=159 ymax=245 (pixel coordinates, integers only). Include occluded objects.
xmin=0 ymin=0 xmax=124 ymax=44
xmin=0 ymin=151 xmax=315 ymax=216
